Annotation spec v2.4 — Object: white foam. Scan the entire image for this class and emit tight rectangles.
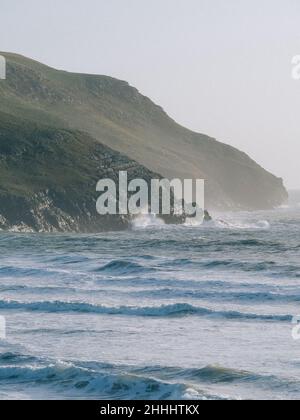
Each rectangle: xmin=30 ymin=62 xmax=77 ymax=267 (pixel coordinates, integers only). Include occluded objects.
xmin=184 ymin=218 xmax=270 ymax=230
xmin=212 ymin=219 xmax=270 ymax=230
xmin=131 ymin=213 xmax=165 ymax=230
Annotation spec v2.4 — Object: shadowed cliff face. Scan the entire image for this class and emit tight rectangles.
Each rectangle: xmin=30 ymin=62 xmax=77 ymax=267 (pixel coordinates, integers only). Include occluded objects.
xmin=0 ymin=112 xmax=186 ymax=232
xmin=0 ymin=52 xmax=288 ymax=223
xmin=0 ymin=112 xmax=172 ymax=232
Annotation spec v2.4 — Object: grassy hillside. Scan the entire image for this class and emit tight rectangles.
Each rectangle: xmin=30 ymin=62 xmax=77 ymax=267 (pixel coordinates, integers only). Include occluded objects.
xmin=0 ymin=52 xmax=288 ymax=210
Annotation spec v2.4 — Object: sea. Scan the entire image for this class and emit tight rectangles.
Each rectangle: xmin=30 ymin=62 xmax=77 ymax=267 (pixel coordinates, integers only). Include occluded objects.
xmin=0 ymin=199 xmax=300 ymax=400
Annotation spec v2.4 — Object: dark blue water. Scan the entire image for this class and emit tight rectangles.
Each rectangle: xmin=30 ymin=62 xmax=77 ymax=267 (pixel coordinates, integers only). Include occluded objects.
xmin=0 ymin=208 xmax=299 ymax=400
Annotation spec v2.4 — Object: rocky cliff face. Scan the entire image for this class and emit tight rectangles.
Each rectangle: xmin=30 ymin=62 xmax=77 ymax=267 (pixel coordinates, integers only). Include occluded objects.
xmin=0 ymin=52 xmax=288 ymax=231
xmin=0 ymin=112 xmax=180 ymax=232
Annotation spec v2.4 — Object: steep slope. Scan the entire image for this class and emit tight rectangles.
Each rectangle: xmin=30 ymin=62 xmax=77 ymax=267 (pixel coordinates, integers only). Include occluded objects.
xmin=0 ymin=111 xmax=169 ymax=232
xmin=0 ymin=52 xmax=287 ymax=210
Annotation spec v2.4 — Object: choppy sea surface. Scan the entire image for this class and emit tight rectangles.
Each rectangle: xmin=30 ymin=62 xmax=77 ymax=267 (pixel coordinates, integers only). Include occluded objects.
xmin=0 ymin=205 xmax=300 ymax=400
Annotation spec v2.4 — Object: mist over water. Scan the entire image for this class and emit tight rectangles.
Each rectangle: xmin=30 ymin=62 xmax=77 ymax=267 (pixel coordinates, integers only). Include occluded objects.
xmin=0 ymin=203 xmax=300 ymax=400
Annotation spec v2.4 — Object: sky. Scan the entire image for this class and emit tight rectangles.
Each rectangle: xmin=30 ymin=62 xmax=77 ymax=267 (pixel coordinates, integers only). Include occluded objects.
xmin=1 ymin=0 xmax=300 ymax=189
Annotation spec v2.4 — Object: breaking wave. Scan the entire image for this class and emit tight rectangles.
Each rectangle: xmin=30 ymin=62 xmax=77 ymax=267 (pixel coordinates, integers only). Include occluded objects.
xmin=93 ymin=260 xmax=155 ymax=275
xmin=0 ymin=300 xmax=291 ymax=322
xmin=0 ymin=351 xmax=298 ymax=400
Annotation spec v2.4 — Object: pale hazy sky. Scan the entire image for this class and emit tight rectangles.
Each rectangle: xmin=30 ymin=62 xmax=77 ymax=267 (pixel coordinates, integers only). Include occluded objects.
xmin=1 ymin=0 xmax=300 ymax=188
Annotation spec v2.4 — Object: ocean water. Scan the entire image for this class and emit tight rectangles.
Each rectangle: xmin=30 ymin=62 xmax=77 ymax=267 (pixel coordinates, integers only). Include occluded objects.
xmin=0 ymin=207 xmax=300 ymax=400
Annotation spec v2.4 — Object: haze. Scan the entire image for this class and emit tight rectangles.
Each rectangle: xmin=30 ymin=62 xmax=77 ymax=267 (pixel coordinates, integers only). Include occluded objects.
xmin=1 ymin=0 xmax=299 ymax=189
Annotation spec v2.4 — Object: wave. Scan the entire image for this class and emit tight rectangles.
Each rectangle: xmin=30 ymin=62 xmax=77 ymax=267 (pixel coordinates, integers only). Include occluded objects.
xmin=132 ymin=364 xmax=290 ymax=389
xmin=93 ymin=260 xmax=155 ymax=275
xmin=131 ymin=214 xmax=166 ymax=230
xmin=214 ymin=220 xmax=271 ymax=230
xmin=0 ymin=352 xmax=37 ymax=365
xmin=133 ymin=364 xmax=300 ymax=398
xmin=0 ymin=265 xmax=74 ymax=279
xmin=131 ymin=288 xmax=300 ymax=304
xmin=156 ymin=257 xmax=299 ymax=278
xmin=0 ymin=353 xmax=208 ymax=400
xmin=200 ymin=260 xmax=299 ymax=277
xmin=0 ymin=284 xmax=76 ymax=294
xmin=202 ymin=260 xmax=276 ymax=271
xmin=2 ymin=282 xmax=298 ymax=305
xmin=184 ymin=219 xmax=271 ymax=230
xmin=0 ymin=351 xmax=298 ymax=400
xmin=2 ymin=282 xmax=299 ymax=305
xmin=214 ymin=239 xmax=284 ymax=248
xmin=0 ymin=266 xmax=48 ymax=278
xmin=46 ymin=255 xmax=89 ymax=265
xmin=129 ymin=213 xmax=271 ymax=231
xmin=0 ymin=300 xmax=291 ymax=322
